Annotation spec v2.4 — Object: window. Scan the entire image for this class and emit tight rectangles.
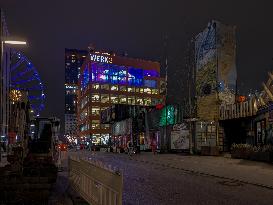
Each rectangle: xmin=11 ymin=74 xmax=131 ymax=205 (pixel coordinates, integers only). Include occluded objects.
xmin=101 ymin=124 xmax=110 ymax=129
xmin=143 ymin=88 xmax=152 ymax=94
xmin=119 ymin=95 xmax=127 ymax=104
xmin=91 ymin=94 xmax=100 ymax=102
xmin=101 ymin=94 xmax=109 ymax=103
xmin=143 ymin=70 xmax=159 ymax=77
xmin=101 ymin=84 xmax=109 ymax=91
xmin=136 ymin=97 xmax=143 ymax=105
xmin=118 ymin=68 xmax=127 ymax=84
xmin=92 ymin=84 xmax=100 ymax=90
xmin=101 ymin=134 xmax=110 ymax=145
xmin=128 ymin=67 xmax=143 ymax=86
xmin=152 ymin=98 xmax=162 ymax=105
xmin=91 ymin=120 xmax=100 ymax=129
xmin=144 ymin=79 xmax=157 ymax=88
xmin=127 ymin=87 xmax=135 ymax=92
xmin=91 ymin=106 xmax=100 ymax=116
xmin=110 ymin=94 xmax=119 ymax=103
xmin=92 ymin=134 xmax=101 ymax=145
xmin=110 ymin=85 xmax=118 ymax=91
xmin=80 ymin=123 xmax=89 ymax=131
xmin=139 ymin=88 xmax=144 ymax=93
xmin=119 ymin=86 xmax=127 ymax=92
xmin=151 ymin=89 xmax=159 ymax=95
xmin=144 ymin=98 xmax=152 ymax=106
xmin=128 ymin=96 xmax=135 ymax=105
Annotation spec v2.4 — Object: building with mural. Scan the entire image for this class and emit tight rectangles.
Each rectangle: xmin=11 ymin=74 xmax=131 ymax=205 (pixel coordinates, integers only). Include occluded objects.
xmin=194 ymin=20 xmax=237 ymax=152
xmin=64 ymin=48 xmax=88 ymax=138
xmin=77 ymin=49 xmax=165 ymax=146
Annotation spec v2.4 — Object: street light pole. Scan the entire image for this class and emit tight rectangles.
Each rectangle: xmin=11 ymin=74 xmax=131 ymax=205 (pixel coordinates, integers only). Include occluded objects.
xmin=0 ymin=39 xmax=27 ymax=162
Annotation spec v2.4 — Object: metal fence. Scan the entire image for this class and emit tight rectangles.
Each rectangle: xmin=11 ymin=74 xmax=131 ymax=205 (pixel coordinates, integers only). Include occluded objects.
xmin=68 ymin=156 xmax=123 ymax=205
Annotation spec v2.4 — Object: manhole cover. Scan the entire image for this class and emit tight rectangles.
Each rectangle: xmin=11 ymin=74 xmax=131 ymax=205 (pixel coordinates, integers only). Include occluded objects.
xmin=218 ymin=180 xmax=243 ymax=187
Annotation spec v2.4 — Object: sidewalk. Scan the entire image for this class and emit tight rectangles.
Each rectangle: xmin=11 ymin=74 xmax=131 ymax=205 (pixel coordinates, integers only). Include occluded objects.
xmin=126 ymin=152 xmax=273 ymax=189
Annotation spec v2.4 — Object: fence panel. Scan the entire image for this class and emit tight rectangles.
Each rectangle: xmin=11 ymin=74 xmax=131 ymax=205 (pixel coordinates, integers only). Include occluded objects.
xmin=69 ymin=156 xmax=123 ymax=205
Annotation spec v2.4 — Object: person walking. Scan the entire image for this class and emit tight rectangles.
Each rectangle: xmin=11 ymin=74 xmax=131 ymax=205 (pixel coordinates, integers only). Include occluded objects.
xmin=127 ymin=140 xmax=133 ymax=156
xmin=150 ymin=136 xmax=157 ymax=154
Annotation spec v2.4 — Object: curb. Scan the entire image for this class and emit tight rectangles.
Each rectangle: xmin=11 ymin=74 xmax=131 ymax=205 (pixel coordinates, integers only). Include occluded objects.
xmin=132 ymin=158 xmax=273 ymax=190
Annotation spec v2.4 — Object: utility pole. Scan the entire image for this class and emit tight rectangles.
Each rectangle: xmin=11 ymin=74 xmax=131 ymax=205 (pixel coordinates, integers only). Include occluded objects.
xmin=164 ymin=35 xmax=168 ymax=152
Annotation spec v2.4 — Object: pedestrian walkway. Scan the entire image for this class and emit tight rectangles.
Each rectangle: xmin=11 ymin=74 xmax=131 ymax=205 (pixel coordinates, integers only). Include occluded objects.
xmin=128 ymin=152 xmax=273 ymax=189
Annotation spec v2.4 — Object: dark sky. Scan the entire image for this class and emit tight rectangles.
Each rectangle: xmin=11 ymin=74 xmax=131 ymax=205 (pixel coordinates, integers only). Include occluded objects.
xmin=2 ymin=0 xmax=273 ymax=132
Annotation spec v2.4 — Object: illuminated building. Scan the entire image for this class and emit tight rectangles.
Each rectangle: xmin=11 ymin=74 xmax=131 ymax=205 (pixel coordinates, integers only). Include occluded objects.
xmin=64 ymin=48 xmax=87 ymax=137
xmin=78 ymin=50 xmax=166 ymax=145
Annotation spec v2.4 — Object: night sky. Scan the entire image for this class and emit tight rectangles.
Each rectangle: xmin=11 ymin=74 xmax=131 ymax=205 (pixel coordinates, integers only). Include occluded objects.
xmin=2 ymin=0 xmax=273 ymax=133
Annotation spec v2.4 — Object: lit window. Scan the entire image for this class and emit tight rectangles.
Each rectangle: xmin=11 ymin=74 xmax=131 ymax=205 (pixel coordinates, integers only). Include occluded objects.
xmin=92 ymin=84 xmax=100 ymax=89
xmin=91 ymin=120 xmax=100 ymax=129
xmin=91 ymin=94 xmax=100 ymax=102
xmin=139 ymin=88 xmax=144 ymax=93
xmin=91 ymin=107 xmax=100 ymax=116
xmin=136 ymin=97 xmax=143 ymax=105
xmin=152 ymin=89 xmax=159 ymax=95
xmin=92 ymin=134 xmax=101 ymax=145
xmin=110 ymin=94 xmax=119 ymax=103
xmin=119 ymin=95 xmax=127 ymax=104
xmin=110 ymin=85 xmax=118 ymax=91
xmin=127 ymin=87 xmax=135 ymax=92
xmin=135 ymin=88 xmax=140 ymax=93
xmin=144 ymin=98 xmax=152 ymax=106
xmin=101 ymin=134 xmax=110 ymax=145
xmin=101 ymin=94 xmax=109 ymax=103
xmin=128 ymin=96 xmax=135 ymax=105
xmin=144 ymin=88 xmax=152 ymax=94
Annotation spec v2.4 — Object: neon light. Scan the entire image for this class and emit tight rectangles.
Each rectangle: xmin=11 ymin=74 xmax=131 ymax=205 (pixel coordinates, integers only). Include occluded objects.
xmin=90 ymin=54 xmax=113 ymax=64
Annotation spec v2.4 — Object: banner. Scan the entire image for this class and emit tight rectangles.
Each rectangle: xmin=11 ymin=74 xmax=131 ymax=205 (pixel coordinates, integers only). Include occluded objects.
xmin=171 ymin=123 xmax=190 ymax=150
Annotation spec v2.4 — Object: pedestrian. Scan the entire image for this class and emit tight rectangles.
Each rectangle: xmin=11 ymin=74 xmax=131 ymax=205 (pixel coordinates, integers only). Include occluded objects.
xmin=150 ymin=136 xmax=157 ymax=154
xmin=127 ymin=140 xmax=133 ymax=156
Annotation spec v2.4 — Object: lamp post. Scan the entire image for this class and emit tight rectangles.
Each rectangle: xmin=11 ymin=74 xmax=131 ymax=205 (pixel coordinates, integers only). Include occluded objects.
xmin=0 ymin=38 xmax=27 ymax=162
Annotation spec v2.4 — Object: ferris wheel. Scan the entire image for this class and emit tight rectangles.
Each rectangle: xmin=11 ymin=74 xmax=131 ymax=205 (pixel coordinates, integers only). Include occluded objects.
xmin=10 ymin=50 xmax=45 ymax=116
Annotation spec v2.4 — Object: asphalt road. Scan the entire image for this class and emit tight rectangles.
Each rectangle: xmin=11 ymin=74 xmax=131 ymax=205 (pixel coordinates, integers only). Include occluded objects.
xmin=72 ymin=151 xmax=273 ymax=205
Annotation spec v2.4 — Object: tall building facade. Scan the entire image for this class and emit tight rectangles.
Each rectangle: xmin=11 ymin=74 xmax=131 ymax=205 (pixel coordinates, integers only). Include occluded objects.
xmin=78 ymin=50 xmax=165 ymax=145
xmin=194 ymin=20 xmax=237 ymax=151
xmin=64 ymin=49 xmax=87 ymax=137
xmin=0 ymin=9 xmax=11 ymax=141
xmin=195 ymin=20 xmax=236 ymax=121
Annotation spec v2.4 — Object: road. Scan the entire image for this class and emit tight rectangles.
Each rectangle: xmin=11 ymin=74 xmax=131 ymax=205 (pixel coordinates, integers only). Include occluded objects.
xmin=71 ymin=151 xmax=273 ymax=205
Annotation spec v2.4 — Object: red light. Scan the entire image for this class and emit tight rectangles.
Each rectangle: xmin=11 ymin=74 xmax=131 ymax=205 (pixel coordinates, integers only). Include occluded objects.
xmin=156 ymin=104 xmax=164 ymax=110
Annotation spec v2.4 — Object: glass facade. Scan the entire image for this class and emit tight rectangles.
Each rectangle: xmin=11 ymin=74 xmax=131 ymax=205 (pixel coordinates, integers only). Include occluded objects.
xmin=65 ymin=49 xmax=88 ymax=136
xmin=78 ymin=51 xmax=164 ymax=146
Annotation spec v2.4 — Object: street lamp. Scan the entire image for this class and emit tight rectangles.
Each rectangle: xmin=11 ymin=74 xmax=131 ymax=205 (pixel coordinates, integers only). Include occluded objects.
xmin=3 ymin=40 xmax=27 ymax=45
xmin=0 ymin=38 xmax=27 ymax=162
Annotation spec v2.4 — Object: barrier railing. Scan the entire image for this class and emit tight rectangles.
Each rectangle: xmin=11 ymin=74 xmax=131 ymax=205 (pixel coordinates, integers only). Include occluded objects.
xmin=68 ymin=156 xmax=123 ymax=205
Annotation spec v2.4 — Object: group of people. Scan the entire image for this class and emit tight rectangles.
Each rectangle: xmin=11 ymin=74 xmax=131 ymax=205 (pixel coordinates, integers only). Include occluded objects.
xmin=126 ymin=136 xmax=157 ymax=155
